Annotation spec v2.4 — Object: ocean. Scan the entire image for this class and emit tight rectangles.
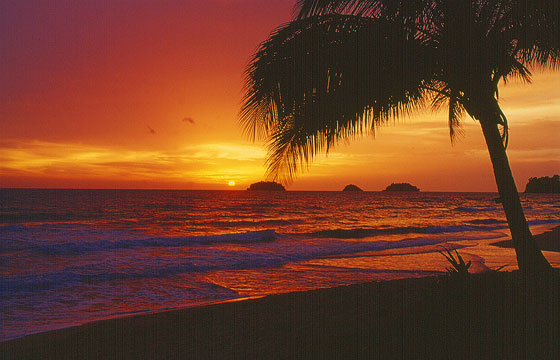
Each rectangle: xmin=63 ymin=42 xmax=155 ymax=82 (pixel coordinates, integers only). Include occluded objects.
xmin=1 ymin=189 xmax=559 ymax=341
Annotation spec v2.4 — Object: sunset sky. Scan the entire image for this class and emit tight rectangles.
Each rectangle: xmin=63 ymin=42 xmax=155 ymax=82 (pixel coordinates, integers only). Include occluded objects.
xmin=1 ymin=0 xmax=559 ymax=191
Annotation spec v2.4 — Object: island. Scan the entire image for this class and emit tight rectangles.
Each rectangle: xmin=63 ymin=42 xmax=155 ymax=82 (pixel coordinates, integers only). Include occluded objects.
xmin=342 ymin=184 xmax=363 ymax=192
xmin=525 ymin=175 xmax=560 ymax=193
xmin=383 ymin=183 xmax=420 ymax=192
xmin=247 ymin=181 xmax=286 ymax=191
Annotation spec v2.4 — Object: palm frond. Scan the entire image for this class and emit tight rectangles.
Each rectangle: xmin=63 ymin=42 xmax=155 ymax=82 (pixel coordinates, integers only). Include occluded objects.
xmin=448 ymin=91 xmax=465 ymax=142
xmin=498 ymin=107 xmax=509 ymax=149
xmin=243 ymin=0 xmax=559 ymax=183
xmin=241 ymin=14 xmax=435 ymax=182
xmin=506 ymin=58 xmax=532 ymax=83
xmin=508 ymin=0 xmax=560 ymax=69
xmin=425 ymin=83 xmax=465 ymax=143
xmin=295 ymin=0 xmax=434 ymax=20
xmin=296 ymin=0 xmax=382 ymax=18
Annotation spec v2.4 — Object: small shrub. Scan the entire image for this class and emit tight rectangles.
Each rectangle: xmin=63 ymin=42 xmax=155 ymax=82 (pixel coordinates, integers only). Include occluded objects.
xmin=438 ymin=247 xmax=471 ymax=276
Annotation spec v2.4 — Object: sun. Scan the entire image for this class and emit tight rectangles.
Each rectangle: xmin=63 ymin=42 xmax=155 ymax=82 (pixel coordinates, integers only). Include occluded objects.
xmin=228 ymin=180 xmax=236 ymax=187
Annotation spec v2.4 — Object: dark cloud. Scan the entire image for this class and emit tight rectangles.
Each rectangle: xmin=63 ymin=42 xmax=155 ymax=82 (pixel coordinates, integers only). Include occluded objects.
xmin=182 ymin=117 xmax=195 ymax=124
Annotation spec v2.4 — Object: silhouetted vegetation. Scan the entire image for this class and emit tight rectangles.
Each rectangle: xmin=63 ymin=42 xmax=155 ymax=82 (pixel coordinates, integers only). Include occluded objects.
xmin=525 ymin=175 xmax=560 ymax=193
xmin=438 ymin=248 xmax=471 ymax=279
xmin=342 ymin=184 xmax=363 ymax=191
xmin=241 ymin=0 xmax=558 ymax=274
xmin=247 ymin=181 xmax=286 ymax=191
xmin=383 ymin=183 xmax=420 ymax=192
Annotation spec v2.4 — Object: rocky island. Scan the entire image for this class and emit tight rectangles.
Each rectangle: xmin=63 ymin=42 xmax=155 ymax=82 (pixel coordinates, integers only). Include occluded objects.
xmin=342 ymin=184 xmax=363 ymax=192
xmin=525 ymin=175 xmax=559 ymax=193
xmin=383 ymin=183 xmax=420 ymax=192
xmin=247 ymin=181 xmax=286 ymax=191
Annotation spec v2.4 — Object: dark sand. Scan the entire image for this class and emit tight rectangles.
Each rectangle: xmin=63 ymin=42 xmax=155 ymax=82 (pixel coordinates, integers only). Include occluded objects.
xmin=491 ymin=226 xmax=560 ymax=252
xmin=1 ymin=270 xmax=558 ymax=359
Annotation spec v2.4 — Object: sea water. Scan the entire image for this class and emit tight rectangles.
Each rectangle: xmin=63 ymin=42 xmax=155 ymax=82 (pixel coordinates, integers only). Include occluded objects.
xmin=1 ymin=189 xmax=559 ymax=341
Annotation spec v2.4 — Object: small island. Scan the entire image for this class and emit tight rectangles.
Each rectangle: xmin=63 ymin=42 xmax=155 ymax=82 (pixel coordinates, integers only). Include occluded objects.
xmin=247 ymin=181 xmax=286 ymax=191
xmin=383 ymin=183 xmax=420 ymax=192
xmin=525 ymin=175 xmax=559 ymax=193
xmin=342 ymin=184 xmax=363 ymax=192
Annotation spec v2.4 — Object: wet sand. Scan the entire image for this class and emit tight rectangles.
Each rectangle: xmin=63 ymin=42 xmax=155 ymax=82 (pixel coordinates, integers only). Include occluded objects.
xmin=491 ymin=226 xmax=560 ymax=252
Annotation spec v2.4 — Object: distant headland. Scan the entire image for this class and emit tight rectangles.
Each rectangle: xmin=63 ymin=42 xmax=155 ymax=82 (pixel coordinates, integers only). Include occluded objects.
xmin=525 ymin=175 xmax=559 ymax=193
xmin=342 ymin=184 xmax=363 ymax=192
xmin=247 ymin=181 xmax=286 ymax=191
xmin=383 ymin=183 xmax=420 ymax=192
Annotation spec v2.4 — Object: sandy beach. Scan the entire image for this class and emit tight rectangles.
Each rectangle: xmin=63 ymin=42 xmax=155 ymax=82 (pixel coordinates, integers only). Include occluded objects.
xmin=491 ymin=226 xmax=560 ymax=252
xmin=1 ymin=228 xmax=558 ymax=360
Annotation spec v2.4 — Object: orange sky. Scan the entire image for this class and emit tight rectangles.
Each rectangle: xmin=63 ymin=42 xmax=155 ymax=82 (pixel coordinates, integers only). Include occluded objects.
xmin=1 ymin=0 xmax=559 ymax=191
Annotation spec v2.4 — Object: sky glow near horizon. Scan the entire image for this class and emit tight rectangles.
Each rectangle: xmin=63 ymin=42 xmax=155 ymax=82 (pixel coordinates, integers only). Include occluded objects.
xmin=1 ymin=0 xmax=559 ymax=191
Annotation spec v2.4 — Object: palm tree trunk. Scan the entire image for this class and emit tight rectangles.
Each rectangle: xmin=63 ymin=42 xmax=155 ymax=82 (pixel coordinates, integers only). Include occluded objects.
xmin=479 ymin=118 xmax=552 ymax=274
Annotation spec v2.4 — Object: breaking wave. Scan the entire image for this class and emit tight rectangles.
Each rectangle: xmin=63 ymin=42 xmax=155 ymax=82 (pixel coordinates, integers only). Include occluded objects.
xmin=0 ymin=228 xmax=279 ymax=255
xmin=455 ymin=206 xmax=501 ymax=212
xmin=306 ymin=224 xmax=502 ymax=239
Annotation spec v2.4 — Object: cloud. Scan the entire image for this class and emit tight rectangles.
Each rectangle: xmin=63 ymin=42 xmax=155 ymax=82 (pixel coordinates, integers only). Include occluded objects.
xmin=182 ymin=117 xmax=195 ymax=124
xmin=0 ymin=140 xmax=267 ymax=187
xmin=180 ymin=143 xmax=266 ymax=161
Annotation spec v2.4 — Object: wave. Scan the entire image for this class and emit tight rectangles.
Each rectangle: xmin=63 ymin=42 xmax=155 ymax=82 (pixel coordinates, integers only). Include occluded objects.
xmin=454 ymin=206 xmax=501 ymax=212
xmin=195 ymin=219 xmax=301 ymax=227
xmin=0 ymin=212 xmax=103 ymax=224
xmin=4 ymin=229 xmax=279 ymax=255
xmin=307 ymin=219 xmax=560 ymax=240
xmin=0 ymin=268 xmax=242 ymax=298
xmin=307 ymin=224 xmax=501 ymax=239
xmin=308 ymin=226 xmax=425 ymax=239
xmin=0 ymin=235 xmax=451 ymax=296
xmin=528 ymin=219 xmax=560 ymax=226
xmin=467 ymin=219 xmax=506 ymax=225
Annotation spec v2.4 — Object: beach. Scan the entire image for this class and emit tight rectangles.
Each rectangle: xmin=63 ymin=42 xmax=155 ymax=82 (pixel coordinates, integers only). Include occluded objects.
xmin=1 ymin=272 xmax=558 ymax=359
xmin=491 ymin=226 xmax=560 ymax=252
xmin=2 ymin=227 xmax=559 ymax=359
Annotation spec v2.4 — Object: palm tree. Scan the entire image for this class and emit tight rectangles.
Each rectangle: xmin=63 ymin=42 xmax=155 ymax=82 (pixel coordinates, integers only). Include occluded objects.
xmin=240 ymin=0 xmax=558 ymax=274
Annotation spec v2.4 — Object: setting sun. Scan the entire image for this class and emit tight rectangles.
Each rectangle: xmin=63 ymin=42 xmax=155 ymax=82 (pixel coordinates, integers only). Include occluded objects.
xmin=228 ymin=180 xmax=236 ymax=187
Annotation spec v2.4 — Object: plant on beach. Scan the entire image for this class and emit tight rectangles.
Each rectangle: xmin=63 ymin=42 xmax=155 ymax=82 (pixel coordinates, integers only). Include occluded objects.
xmin=438 ymin=247 xmax=472 ymax=277
xmin=240 ymin=0 xmax=558 ymax=275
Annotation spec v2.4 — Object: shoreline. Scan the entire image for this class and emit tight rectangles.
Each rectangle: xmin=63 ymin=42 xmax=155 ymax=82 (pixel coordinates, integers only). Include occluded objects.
xmin=1 ymin=271 xmax=558 ymax=359
xmin=490 ymin=225 xmax=560 ymax=252
xmin=2 ymin=227 xmax=559 ymax=358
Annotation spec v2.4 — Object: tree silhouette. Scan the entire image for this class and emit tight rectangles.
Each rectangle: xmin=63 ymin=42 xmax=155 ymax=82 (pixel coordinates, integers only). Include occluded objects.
xmin=241 ymin=0 xmax=558 ymax=274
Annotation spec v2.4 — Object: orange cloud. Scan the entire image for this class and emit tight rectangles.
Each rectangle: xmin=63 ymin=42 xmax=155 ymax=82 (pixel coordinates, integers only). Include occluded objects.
xmin=0 ymin=140 xmax=268 ymax=189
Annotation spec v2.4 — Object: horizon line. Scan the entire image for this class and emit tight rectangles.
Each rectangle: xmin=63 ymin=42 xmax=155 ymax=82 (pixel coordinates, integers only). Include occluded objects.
xmin=0 ymin=187 xmax=502 ymax=193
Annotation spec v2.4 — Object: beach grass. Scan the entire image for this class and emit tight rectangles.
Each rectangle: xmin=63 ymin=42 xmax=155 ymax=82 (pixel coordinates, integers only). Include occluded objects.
xmin=1 ymin=269 xmax=558 ymax=359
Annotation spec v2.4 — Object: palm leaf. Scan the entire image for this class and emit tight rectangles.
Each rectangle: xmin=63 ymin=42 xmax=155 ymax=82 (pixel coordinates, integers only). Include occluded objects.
xmin=241 ymin=14 xmax=435 ymax=181
xmin=448 ymin=91 xmax=465 ymax=142
xmin=295 ymin=0 xmax=432 ymax=20
xmin=243 ymin=0 xmax=559 ymax=182
xmin=507 ymin=0 xmax=560 ymax=69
